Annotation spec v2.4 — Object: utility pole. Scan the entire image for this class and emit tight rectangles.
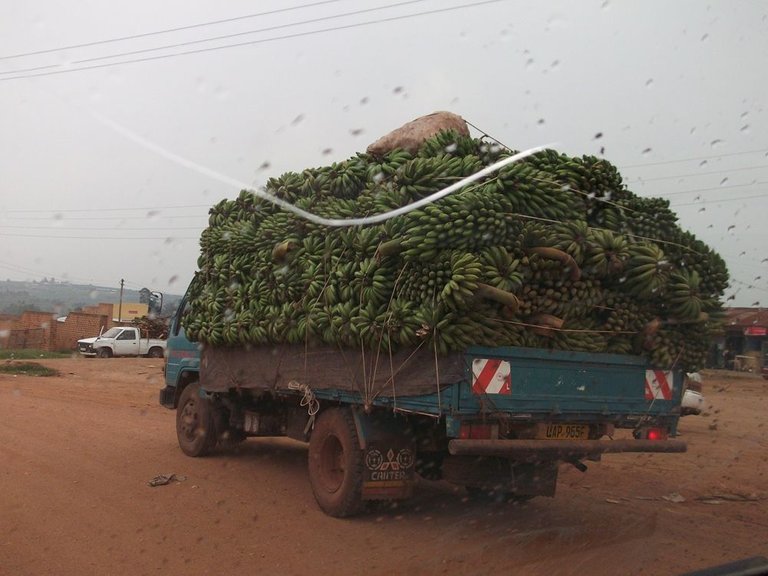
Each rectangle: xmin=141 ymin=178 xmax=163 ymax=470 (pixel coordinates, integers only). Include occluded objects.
xmin=118 ymin=278 xmax=124 ymax=323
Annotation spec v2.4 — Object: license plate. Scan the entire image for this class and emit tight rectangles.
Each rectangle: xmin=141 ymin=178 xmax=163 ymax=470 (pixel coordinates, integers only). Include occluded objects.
xmin=538 ymin=423 xmax=589 ymax=440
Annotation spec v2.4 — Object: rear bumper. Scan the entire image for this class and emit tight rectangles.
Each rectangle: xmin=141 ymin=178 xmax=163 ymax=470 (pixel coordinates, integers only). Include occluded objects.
xmin=448 ymin=438 xmax=687 ymax=459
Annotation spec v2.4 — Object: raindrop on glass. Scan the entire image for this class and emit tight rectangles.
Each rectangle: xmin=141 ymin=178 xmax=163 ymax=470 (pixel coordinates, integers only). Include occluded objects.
xmin=720 ymin=177 xmax=728 ymax=186
xmin=321 ymin=148 xmax=333 ymax=156
xmin=645 ymin=78 xmax=654 ymax=87
xmin=594 ymin=132 xmax=603 ymax=140
xmin=259 ymin=161 xmax=271 ymax=171
xmin=349 ymin=128 xmax=364 ymax=137
xmin=291 ymin=114 xmax=305 ymax=127
xmin=710 ymin=139 xmax=723 ymax=147
xmin=641 ymin=147 xmax=652 ymax=155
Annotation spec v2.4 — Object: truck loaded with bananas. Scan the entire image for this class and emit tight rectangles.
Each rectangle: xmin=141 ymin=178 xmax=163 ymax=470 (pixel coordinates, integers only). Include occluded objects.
xmin=161 ymin=112 xmax=710 ymax=516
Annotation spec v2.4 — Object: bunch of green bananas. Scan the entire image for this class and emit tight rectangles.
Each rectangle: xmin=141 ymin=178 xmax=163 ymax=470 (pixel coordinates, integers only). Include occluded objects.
xmin=181 ymin=129 xmax=729 ymax=371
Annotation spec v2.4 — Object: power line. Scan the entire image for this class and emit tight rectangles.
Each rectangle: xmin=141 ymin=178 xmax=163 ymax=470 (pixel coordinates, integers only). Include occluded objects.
xmin=0 ymin=224 xmax=204 ymax=231
xmin=2 ymin=203 xmax=211 ymax=213
xmin=1 ymin=0 xmax=432 ymax=76
xmin=1 ymin=214 xmax=206 ymax=221
xmin=618 ymin=148 xmax=768 ymax=169
xmin=650 ymin=181 xmax=768 ymax=198
xmin=0 ymin=0 xmax=508 ymax=82
xmin=0 ymin=232 xmax=198 ymax=240
xmin=628 ymin=164 xmax=768 ymax=184
xmin=670 ymin=192 xmax=768 ymax=207
xmin=0 ymin=0 xmax=345 ymax=61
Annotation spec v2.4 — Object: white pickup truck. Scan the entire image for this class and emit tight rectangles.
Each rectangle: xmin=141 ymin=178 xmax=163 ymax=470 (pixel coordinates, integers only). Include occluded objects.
xmin=78 ymin=327 xmax=166 ymax=359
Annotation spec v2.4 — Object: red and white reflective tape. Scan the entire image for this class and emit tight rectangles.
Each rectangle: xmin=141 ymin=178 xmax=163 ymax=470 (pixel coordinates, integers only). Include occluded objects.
xmin=472 ymin=358 xmax=512 ymax=395
xmin=645 ymin=370 xmax=673 ymax=401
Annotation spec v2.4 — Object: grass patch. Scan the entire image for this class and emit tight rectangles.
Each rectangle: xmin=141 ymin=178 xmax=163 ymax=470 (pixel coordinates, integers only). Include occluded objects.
xmin=0 ymin=349 xmax=72 ymax=360
xmin=0 ymin=361 xmax=61 ymax=377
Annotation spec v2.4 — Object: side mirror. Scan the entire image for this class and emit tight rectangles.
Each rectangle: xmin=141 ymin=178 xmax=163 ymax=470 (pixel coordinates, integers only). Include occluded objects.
xmin=149 ymin=292 xmax=164 ymax=315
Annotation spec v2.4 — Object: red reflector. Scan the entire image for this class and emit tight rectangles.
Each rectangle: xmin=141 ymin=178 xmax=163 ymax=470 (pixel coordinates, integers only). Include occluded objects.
xmin=457 ymin=423 xmax=496 ymax=440
xmin=647 ymin=428 xmax=667 ymax=441
xmin=469 ymin=424 xmax=494 ymax=439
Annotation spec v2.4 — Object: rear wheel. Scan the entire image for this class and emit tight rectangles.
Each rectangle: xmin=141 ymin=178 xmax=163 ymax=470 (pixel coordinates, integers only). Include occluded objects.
xmin=147 ymin=346 xmax=164 ymax=358
xmin=176 ymin=383 xmax=217 ymax=457
xmin=308 ymin=408 xmax=364 ymax=517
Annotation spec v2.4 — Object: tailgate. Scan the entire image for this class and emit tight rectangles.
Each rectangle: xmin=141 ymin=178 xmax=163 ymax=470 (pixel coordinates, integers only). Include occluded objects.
xmin=459 ymin=346 xmax=683 ymax=420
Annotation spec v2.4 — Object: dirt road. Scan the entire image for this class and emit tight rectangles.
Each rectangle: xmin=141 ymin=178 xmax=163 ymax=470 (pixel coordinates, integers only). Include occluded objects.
xmin=1 ymin=358 xmax=766 ymax=575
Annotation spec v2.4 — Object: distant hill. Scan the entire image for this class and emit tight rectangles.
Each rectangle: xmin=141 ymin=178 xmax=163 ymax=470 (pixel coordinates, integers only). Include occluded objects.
xmin=0 ymin=279 xmax=182 ymax=317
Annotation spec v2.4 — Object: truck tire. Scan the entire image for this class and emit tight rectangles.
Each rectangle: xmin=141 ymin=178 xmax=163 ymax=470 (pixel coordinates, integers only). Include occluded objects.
xmin=308 ymin=408 xmax=364 ymax=518
xmin=176 ymin=383 xmax=217 ymax=457
xmin=97 ymin=348 xmax=112 ymax=358
xmin=147 ymin=347 xmax=164 ymax=358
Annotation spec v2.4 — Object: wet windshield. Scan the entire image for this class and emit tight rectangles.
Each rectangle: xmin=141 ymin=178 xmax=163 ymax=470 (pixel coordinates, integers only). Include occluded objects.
xmin=1 ymin=2 xmax=766 ymax=576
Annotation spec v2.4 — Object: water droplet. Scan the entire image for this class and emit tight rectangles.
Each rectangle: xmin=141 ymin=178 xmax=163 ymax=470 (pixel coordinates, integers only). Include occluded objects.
xmin=360 ymin=97 xmax=369 ymax=105
xmin=727 ymin=224 xmax=736 ymax=232
xmin=720 ymin=177 xmax=729 ymax=186
xmin=525 ymin=58 xmax=534 ymax=68
xmin=291 ymin=114 xmax=304 ymax=127
xmin=740 ymin=111 xmax=749 ymax=119
xmin=593 ymin=132 xmax=603 ymax=140
xmin=321 ymin=148 xmax=333 ymax=156
xmin=710 ymin=139 xmax=723 ymax=147
xmin=641 ymin=147 xmax=652 ymax=155
xmin=168 ymin=275 xmax=178 ymax=286
xmin=645 ymin=78 xmax=654 ymax=87
xmin=537 ymin=118 xmax=545 ymax=125
xmin=701 ymin=33 xmax=709 ymax=41
xmin=739 ymin=251 xmax=746 ymax=257
xmin=690 ymin=127 xmax=697 ymax=135
xmin=393 ymin=86 xmax=404 ymax=94
xmin=259 ymin=161 xmax=271 ymax=171
xmin=53 ymin=213 xmax=63 ymax=221
xmin=349 ymin=128 xmax=364 ymax=137
xmin=600 ymin=146 xmax=605 ymax=154
xmin=699 ymin=160 xmax=708 ymax=167
xmin=740 ymin=124 xmax=750 ymax=133
xmin=550 ymin=60 xmax=560 ymax=69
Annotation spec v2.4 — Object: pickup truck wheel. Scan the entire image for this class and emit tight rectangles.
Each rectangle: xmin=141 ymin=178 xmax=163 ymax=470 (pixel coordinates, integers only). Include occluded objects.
xmin=97 ymin=348 xmax=112 ymax=359
xmin=147 ymin=347 xmax=164 ymax=358
xmin=308 ymin=408 xmax=364 ymax=518
xmin=176 ymin=383 xmax=217 ymax=457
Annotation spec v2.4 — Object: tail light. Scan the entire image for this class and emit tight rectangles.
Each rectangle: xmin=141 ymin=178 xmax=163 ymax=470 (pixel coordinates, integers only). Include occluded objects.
xmin=635 ymin=427 xmax=669 ymax=440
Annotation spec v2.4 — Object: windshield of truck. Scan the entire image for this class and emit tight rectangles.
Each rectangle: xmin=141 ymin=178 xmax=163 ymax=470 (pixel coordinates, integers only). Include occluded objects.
xmin=1 ymin=2 xmax=765 ymax=575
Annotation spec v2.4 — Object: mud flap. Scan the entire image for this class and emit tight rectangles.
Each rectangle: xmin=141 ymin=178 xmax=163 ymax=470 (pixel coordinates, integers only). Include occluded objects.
xmin=351 ymin=410 xmax=415 ymax=500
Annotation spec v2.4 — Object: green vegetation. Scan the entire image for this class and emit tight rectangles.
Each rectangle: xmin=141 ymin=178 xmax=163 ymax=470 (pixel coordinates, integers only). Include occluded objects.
xmin=185 ymin=131 xmax=726 ymax=371
xmin=0 ymin=361 xmax=60 ymax=377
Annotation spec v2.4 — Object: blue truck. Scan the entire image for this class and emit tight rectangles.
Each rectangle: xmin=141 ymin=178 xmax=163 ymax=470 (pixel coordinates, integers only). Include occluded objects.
xmin=159 ymin=288 xmax=686 ymax=517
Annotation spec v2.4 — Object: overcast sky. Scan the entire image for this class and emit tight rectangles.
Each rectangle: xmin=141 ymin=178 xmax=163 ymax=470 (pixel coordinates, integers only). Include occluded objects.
xmin=0 ymin=0 xmax=766 ymax=308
